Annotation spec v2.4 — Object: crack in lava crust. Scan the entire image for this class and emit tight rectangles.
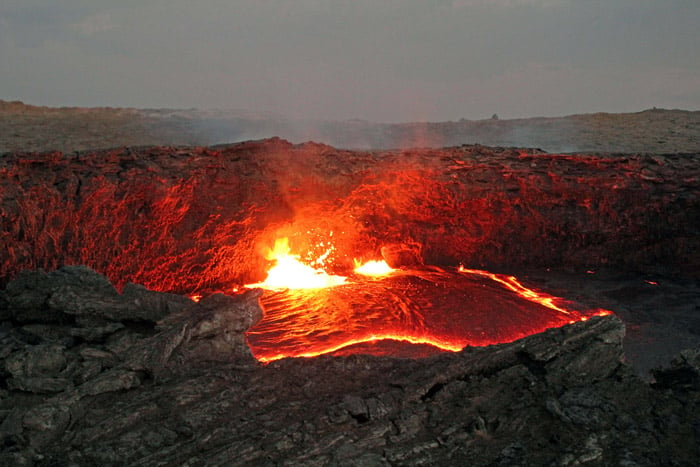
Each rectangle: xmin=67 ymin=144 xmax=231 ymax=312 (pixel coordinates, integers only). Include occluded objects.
xmin=245 ymin=267 xmax=612 ymax=363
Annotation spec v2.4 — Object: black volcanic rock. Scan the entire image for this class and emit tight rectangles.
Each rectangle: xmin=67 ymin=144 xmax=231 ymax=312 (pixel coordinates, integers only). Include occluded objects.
xmin=0 ymin=270 xmax=699 ymax=465
xmin=122 ymin=289 xmax=262 ymax=380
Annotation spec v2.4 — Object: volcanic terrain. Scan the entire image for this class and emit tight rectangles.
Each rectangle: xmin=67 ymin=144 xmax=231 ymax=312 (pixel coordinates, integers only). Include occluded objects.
xmin=1 ymin=104 xmax=699 ymax=465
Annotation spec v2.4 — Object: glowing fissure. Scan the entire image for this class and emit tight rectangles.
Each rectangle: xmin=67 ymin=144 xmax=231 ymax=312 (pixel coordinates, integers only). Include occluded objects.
xmin=458 ymin=266 xmax=572 ymax=315
xmin=457 ymin=266 xmax=613 ymax=319
xmin=256 ymin=334 xmax=463 ymax=363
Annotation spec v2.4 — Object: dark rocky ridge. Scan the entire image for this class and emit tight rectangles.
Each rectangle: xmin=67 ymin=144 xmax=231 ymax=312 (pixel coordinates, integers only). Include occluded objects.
xmin=2 ymin=100 xmax=700 ymax=154
xmin=0 ymin=266 xmax=699 ymax=465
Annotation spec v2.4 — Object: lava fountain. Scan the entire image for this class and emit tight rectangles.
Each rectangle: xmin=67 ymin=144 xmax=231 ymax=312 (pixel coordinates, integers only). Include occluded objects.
xmin=245 ymin=237 xmax=347 ymax=290
xmin=245 ymin=238 xmax=612 ymax=363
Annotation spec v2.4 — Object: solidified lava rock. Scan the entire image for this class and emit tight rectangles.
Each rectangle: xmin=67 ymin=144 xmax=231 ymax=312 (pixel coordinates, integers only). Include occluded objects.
xmin=1 ymin=139 xmax=699 ymax=295
xmin=0 ymin=269 xmax=698 ymax=465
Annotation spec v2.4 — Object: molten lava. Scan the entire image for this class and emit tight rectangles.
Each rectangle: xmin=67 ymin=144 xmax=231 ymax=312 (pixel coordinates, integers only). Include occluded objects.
xmin=244 ymin=239 xmax=612 ymax=363
xmin=245 ymin=237 xmax=346 ymax=290
xmin=458 ymin=266 xmax=574 ymax=315
xmin=353 ymin=259 xmax=395 ymax=276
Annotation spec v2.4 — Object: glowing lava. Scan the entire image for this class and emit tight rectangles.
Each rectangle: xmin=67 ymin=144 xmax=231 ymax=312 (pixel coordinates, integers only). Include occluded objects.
xmin=244 ymin=239 xmax=613 ymax=363
xmin=245 ymin=237 xmax=346 ymax=290
xmin=458 ymin=266 xmax=574 ymax=315
xmin=354 ymin=259 xmax=395 ymax=277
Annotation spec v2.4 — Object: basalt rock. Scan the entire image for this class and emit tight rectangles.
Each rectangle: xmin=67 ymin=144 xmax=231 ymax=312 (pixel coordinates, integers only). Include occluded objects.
xmin=381 ymin=242 xmax=423 ymax=268
xmin=123 ymin=289 xmax=262 ymax=379
xmin=0 ymin=268 xmax=262 ymax=392
xmin=1 ymin=266 xmax=191 ymax=324
xmin=652 ymin=348 xmax=700 ymax=391
xmin=0 ymin=269 xmax=699 ymax=465
xmin=0 ymin=269 xmax=267 ymax=464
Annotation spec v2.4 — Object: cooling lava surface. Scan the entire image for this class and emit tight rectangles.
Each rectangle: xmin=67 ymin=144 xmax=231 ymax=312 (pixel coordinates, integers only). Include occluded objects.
xmin=246 ymin=266 xmax=608 ymax=362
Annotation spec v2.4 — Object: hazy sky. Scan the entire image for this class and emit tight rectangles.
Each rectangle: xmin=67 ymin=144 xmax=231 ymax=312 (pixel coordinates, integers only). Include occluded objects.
xmin=1 ymin=0 xmax=698 ymax=122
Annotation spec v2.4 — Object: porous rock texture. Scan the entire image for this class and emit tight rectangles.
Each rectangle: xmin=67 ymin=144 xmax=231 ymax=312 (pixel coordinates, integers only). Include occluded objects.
xmin=0 ymin=267 xmax=699 ymax=465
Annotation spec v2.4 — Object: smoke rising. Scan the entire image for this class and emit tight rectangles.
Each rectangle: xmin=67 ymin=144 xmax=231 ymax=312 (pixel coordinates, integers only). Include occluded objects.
xmin=138 ymin=108 xmax=700 ymax=154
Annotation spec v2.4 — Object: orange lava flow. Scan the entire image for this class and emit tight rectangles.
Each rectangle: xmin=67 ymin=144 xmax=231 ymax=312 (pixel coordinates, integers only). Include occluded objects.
xmin=243 ymin=238 xmax=614 ymax=363
xmin=457 ymin=266 xmax=613 ymax=320
xmin=255 ymin=333 xmax=464 ymax=363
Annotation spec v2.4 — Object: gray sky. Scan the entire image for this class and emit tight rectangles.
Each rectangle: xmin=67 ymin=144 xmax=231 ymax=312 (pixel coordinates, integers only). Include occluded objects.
xmin=1 ymin=0 xmax=698 ymax=122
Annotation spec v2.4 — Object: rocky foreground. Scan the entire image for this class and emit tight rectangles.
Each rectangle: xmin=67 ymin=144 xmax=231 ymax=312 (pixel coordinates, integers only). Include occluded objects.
xmin=0 ymin=266 xmax=699 ymax=466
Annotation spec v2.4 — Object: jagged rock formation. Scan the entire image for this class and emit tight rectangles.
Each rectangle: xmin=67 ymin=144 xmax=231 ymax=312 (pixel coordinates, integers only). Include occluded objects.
xmin=1 ymin=139 xmax=699 ymax=295
xmin=0 ymin=267 xmax=698 ymax=465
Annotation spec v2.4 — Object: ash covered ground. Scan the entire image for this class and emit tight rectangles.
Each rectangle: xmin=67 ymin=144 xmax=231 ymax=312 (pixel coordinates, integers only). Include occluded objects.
xmin=1 ymin=104 xmax=699 ymax=465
